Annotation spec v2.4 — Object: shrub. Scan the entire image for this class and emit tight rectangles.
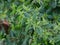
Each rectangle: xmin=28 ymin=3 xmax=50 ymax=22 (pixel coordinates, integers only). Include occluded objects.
xmin=0 ymin=0 xmax=60 ymax=45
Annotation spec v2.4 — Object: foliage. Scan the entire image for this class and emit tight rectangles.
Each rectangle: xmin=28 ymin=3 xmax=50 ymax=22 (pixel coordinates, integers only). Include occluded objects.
xmin=0 ymin=0 xmax=60 ymax=45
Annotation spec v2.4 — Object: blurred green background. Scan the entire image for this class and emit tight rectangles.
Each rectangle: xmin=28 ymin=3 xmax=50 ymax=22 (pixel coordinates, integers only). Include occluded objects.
xmin=0 ymin=0 xmax=60 ymax=45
